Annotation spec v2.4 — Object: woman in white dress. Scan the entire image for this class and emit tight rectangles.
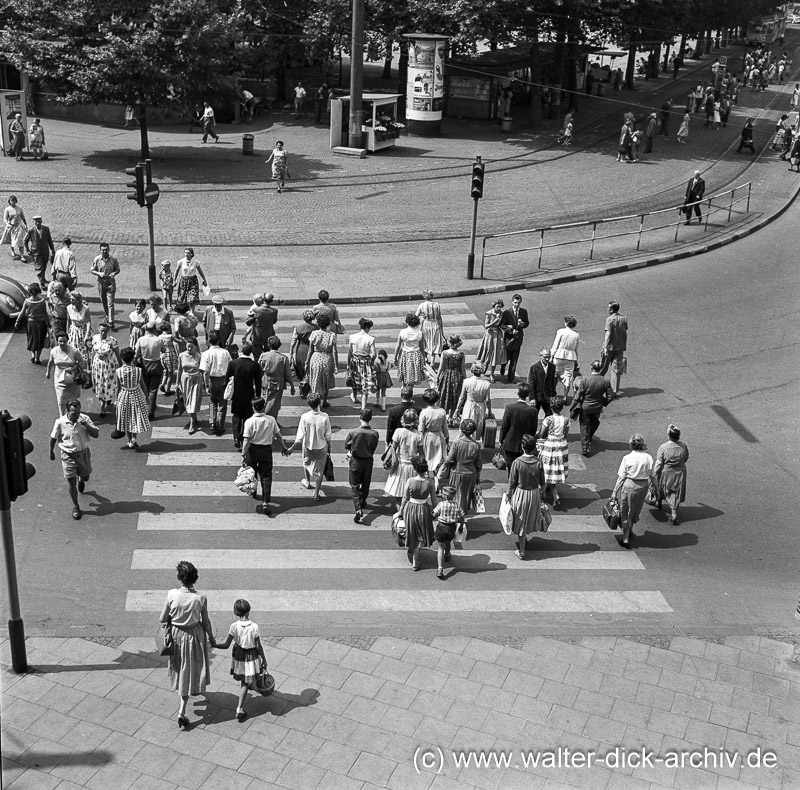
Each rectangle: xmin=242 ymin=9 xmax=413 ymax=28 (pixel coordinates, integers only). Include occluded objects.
xmin=1 ymin=196 xmax=27 ymax=260
xmin=537 ymin=397 xmax=569 ymax=508
xmin=347 ymin=318 xmax=377 ymax=410
xmin=285 ymin=394 xmax=332 ymax=501
xmin=611 ymin=434 xmax=656 ymax=549
xmin=415 ymin=290 xmax=444 ymax=366
xmin=264 ymin=140 xmax=289 ymax=193
xmin=394 ymin=313 xmax=426 ymax=387
xmin=419 ymin=388 xmax=449 ymax=475
xmin=456 ymin=361 xmax=494 ymax=440
xmin=67 ymin=291 xmax=93 ymax=362
xmin=550 ymin=315 xmax=580 ymax=399
xmin=177 ymin=338 xmax=204 ymax=433
xmin=90 ymin=321 xmax=120 ymax=417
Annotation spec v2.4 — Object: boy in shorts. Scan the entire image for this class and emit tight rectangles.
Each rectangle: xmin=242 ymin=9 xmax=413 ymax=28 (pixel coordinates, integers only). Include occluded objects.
xmin=432 ymin=485 xmax=465 ymax=579
xmin=49 ymin=400 xmax=99 ymax=520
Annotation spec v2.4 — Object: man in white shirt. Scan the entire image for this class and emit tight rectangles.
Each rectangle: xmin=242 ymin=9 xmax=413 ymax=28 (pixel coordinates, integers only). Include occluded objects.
xmin=201 ymin=101 xmax=219 ymax=143
xmin=293 ymin=82 xmax=306 ymax=118
xmin=52 ymin=237 xmax=77 ymax=291
xmin=134 ymin=322 xmax=165 ymax=420
xmin=241 ymin=396 xmax=289 ymax=515
xmin=49 ymin=399 xmax=99 ymax=520
xmin=200 ymin=330 xmax=232 ymax=434
xmin=285 ymin=393 xmax=332 ymax=499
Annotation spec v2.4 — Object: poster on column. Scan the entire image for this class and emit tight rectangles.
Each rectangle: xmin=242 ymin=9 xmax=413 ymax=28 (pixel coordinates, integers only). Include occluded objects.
xmin=406 ymin=37 xmax=447 ymax=121
xmin=0 ymin=92 xmax=27 ymax=155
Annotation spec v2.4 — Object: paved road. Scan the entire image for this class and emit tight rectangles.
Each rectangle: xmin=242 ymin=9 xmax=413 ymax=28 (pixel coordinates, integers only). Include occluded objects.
xmin=2 ymin=196 xmax=797 ymax=639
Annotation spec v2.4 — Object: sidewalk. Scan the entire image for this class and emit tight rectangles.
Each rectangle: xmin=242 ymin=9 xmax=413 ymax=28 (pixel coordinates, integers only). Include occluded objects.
xmin=5 ymin=38 xmax=800 ymax=303
xmin=4 ymin=631 xmax=799 ymax=790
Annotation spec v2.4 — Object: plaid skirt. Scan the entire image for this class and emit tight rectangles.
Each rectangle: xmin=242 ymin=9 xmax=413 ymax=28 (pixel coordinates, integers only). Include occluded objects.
xmin=350 ymin=354 xmax=376 ymax=393
xmin=539 ymin=437 xmax=569 ymax=484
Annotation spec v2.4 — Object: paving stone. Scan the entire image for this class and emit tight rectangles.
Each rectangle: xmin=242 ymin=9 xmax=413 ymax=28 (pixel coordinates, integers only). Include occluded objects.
xmin=49 ymin=751 xmax=106 ymax=786
xmin=381 ymin=732 xmax=418 ymax=764
xmin=622 ymin=661 xmax=663 ymax=688
xmin=521 ymin=637 xmax=563 ymax=659
xmin=445 ymin=700 xmax=488 ymax=731
xmin=704 ymin=643 xmax=741 ymax=667
xmin=466 ymin=660 xmax=510 ymax=690
xmin=274 ymin=727 xmax=325 ymax=764
xmin=708 ymin=703 xmax=750 ymax=734
xmin=58 ymin=719 xmax=113 ymax=752
xmin=343 ymin=722 xmax=393 ymax=755
xmin=92 ymin=731 xmax=146 ymax=765
xmin=545 ymin=704 xmax=590 ymax=736
xmin=238 ymin=747 xmax=290 ymax=783
xmin=757 ymin=639 xmax=794 ymax=660
xmin=509 ymin=695 xmax=553 ymax=725
xmin=307 ymin=640 xmax=352 ymax=665
xmin=669 ymin=637 xmax=708 ymax=658
xmin=609 ymin=699 xmax=652 ymax=730
xmin=415 ymin=716 xmax=460 ymax=747
xmin=736 ymin=650 xmax=776 ymax=676
xmin=373 ymin=656 xmax=414 ymax=685
xmin=160 ymin=755 xmax=217 ymax=789
xmin=684 ymin=718 xmax=729 ymax=749
xmin=341 ymin=670 xmax=385 ymax=700
xmin=340 ymin=647 xmax=385 ymax=675
xmin=554 ymin=643 xmax=595 ymax=668
xmin=69 ymin=695 xmax=121 ymax=726
xmin=401 ymin=643 xmax=446 ymax=669
xmin=646 ymin=708 xmax=689 ymax=739
xmin=502 ymin=670 xmax=545 ymax=700
xmin=672 ymin=766 xmax=720 ymax=789
xmin=369 ymin=637 xmax=410 ymax=659
xmin=277 ymin=637 xmax=319 ymax=656
xmin=9 ymin=770 xmax=62 ymax=790
xmin=730 ymin=688 xmax=770 ymax=715
xmin=374 ymin=679 xmax=418 ymax=710
xmin=409 ymin=690 xmax=454 ymax=721
xmin=671 ymin=693 xmax=712 ymax=723
xmin=318 ymin=769 xmax=366 ymax=790
xmin=378 ymin=705 xmax=425 ymax=736
xmin=86 ymin=762 xmax=141 ymax=790
xmin=634 ymin=684 xmax=675 ymax=713
xmin=439 ymin=676 xmax=484 ymax=703
xmin=349 ymin=751 xmax=397 ymax=786
xmin=574 ymin=689 xmax=615 ymax=718
xmin=612 ymin=640 xmax=652 ymax=664
xmin=680 ymin=655 xmax=719 ymax=681
xmin=716 ymin=664 xmax=755 ymax=692
xmin=341 ymin=696 xmax=389 ymax=727
xmin=693 ymin=679 xmax=735 ymax=708
xmin=126 ymin=741 xmax=181 ymax=778
xmin=26 ymin=709 xmax=82 ymax=743
xmin=536 ymin=681 xmax=580 ymax=708
xmin=645 ymin=647 xmax=686 ymax=674
xmin=600 ymin=675 xmax=640 ymax=703
xmin=436 ymin=653 xmax=477 ymax=679
xmin=746 ymin=713 xmax=787 ymax=743
xmin=494 ymin=647 xmax=537 ymax=673
xmin=658 ymin=668 xmax=697 ymax=694
xmin=387 ymin=762 xmax=436 ymax=790
xmin=311 ymin=660 xmax=353 ymax=690
xmin=132 ymin=714 xmax=181 ymax=749
xmin=480 ymin=710 xmax=526 ymax=742
xmin=579 ymin=637 xmax=618 ymax=654
xmin=429 ymin=636 xmax=472 ymax=655
xmin=751 ymin=673 xmax=790 ymax=700
xmin=564 ymin=665 xmax=604 ymax=693
xmin=473 ymin=685 xmax=518 ymax=715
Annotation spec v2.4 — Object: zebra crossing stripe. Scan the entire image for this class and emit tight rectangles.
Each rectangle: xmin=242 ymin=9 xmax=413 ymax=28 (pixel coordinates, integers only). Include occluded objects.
xmin=125 ymin=589 xmax=673 ymax=613
xmin=140 ymin=480 xmax=597 ymax=499
xmin=131 ymin=548 xmax=643 ymax=570
xmin=136 ymin=512 xmax=611 ymax=532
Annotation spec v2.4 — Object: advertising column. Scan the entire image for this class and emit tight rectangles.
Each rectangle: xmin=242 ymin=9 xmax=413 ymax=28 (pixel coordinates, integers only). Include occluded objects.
xmin=402 ymin=33 xmax=449 ymax=137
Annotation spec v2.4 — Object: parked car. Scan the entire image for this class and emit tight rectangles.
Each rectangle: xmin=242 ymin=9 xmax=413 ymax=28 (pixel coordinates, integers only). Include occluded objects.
xmin=0 ymin=275 xmax=27 ymax=331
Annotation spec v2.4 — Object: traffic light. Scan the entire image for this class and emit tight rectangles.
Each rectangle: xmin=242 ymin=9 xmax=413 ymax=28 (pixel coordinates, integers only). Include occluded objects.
xmin=471 ymin=160 xmax=485 ymax=199
xmin=126 ymin=164 xmax=145 ymax=207
xmin=144 ymin=158 xmax=152 ymax=185
xmin=0 ymin=411 xmax=34 ymax=504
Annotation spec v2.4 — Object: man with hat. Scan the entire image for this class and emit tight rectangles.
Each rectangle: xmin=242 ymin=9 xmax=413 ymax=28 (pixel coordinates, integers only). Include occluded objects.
xmin=203 ymin=294 xmax=236 ymax=349
xmin=24 ymin=214 xmax=55 ymax=288
xmin=89 ymin=242 xmax=120 ymax=328
xmin=645 ymin=112 xmax=658 ymax=153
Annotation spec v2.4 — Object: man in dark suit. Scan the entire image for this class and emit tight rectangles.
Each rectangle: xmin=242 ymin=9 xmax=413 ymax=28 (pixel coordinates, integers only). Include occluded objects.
xmin=250 ymin=292 xmax=278 ymax=359
xmin=203 ymin=295 xmax=236 ymax=348
xmin=499 ymin=293 xmax=530 ymax=383
xmin=225 ymin=342 xmax=262 ymax=449
xmin=684 ymin=169 xmax=705 ymax=224
xmin=527 ymin=348 xmax=557 ymax=419
xmin=386 ymin=386 xmax=420 ymax=445
xmin=499 ymin=383 xmax=538 ymax=474
xmin=573 ymin=359 xmax=614 ymax=455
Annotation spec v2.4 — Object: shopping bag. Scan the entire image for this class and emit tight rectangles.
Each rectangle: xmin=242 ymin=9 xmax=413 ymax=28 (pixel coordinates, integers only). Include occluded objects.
xmin=391 ymin=512 xmax=406 ymax=546
xmin=172 ymin=391 xmax=186 ymax=417
xmin=540 ymin=502 xmax=552 ymax=532
xmin=473 ymin=485 xmax=486 ymax=515
xmin=234 ymin=463 xmax=259 ymax=496
xmin=223 ymin=378 xmax=234 ymax=401
xmin=491 ymin=452 xmax=507 ymax=470
xmin=156 ymin=623 xmax=173 ymax=656
xmin=323 ymin=453 xmax=335 ymax=481
xmin=483 ymin=418 xmax=497 ymax=449
xmin=381 ymin=444 xmax=397 ymax=472
xmin=499 ymin=493 xmax=514 ymax=535
xmin=454 ymin=522 xmax=468 ymax=545
xmin=202 ymin=283 xmax=212 ymax=297
xmin=602 ymin=497 xmax=621 ymax=530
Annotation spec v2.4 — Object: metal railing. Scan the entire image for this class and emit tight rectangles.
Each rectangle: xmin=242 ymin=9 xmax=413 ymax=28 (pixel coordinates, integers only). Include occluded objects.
xmin=479 ymin=182 xmax=752 ymax=277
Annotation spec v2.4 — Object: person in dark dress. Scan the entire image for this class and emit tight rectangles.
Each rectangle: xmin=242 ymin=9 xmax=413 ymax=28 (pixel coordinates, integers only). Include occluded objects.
xmin=289 ymin=310 xmax=317 ymax=385
xmin=226 ymin=342 xmax=262 ymax=449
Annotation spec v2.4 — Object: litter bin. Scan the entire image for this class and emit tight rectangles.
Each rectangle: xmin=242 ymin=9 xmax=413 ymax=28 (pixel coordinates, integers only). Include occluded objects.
xmin=242 ymin=133 xmax=254 ymax=155
xmin=501 ymin=117 xmax=512 ymax=132
xmin=597 ymin=83 xmax=605 ymax=97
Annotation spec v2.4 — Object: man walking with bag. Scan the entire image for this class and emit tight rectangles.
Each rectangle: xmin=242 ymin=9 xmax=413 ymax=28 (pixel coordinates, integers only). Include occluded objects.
xmin=89 ymin=242 xmax=120 ymax=328
xmin=499 ymin=383 xmax=537 ymax=474
xmin=24 ymin=214 xmax=55 ymax=288
xmin=241 ymin=396 xmax=289 ymax=516
xmin=572 ymin=360 xmax=614 ymax=456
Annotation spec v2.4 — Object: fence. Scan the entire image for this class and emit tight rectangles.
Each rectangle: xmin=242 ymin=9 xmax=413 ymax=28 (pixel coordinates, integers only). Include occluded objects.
xmin=479 ymin=182 xmax=752 ymax=277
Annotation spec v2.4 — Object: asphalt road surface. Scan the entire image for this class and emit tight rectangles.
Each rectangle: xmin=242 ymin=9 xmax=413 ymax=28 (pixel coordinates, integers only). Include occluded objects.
xmin=0 ymin=201 xmax=797 ymax=640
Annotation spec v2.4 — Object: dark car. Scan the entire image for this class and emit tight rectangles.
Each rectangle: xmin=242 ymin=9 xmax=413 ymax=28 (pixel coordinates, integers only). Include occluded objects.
xmin=0 ymin=274 xmax=27 ymax=331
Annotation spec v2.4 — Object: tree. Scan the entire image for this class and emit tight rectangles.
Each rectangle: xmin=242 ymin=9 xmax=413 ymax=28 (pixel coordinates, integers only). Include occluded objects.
xmin=0 ymin=0 xmax=245 ymax=108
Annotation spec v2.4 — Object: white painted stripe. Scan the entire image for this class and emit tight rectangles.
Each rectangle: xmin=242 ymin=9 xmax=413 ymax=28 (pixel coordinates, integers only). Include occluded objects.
xmin=131 ymin=549 xmax=643 ymax=571
xmin=150 ymin=427 xmax=349 ymax=440
xmin=271 ymin=302 xmax=473 ymax=319
xmin=156 ymin=405 xmax=508 ymax=418
xmin=141 ymin=480 xmax=540 ymax=499
xmin=0 ymin=329 xmax=15 ymax=360
xmin=136 ymin=513 xmax=609 ymax=532
xmin=126 ymin=589 xmax=673 ymax=613
xmin=272 ymin=316 xmax=481 ymax=333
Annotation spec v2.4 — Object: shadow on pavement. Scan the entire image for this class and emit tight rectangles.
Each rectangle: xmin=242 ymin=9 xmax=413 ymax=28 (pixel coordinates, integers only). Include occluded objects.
xmin=87 ymin=492 xmax=165 ymax=516
xmin=634 ymin=529 xmax=699 ymax=549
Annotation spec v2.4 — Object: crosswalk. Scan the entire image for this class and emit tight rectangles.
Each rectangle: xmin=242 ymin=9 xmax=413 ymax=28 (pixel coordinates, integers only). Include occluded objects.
xmin=126 ymin=300 xmax=672 ymax=620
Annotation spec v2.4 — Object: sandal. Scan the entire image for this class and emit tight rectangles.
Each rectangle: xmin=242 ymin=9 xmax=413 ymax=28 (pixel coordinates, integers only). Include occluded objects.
xmin=437 ymin=569 xmax=444 ymax=579
xmin=514 ymin=550 xmax=524 ymax=560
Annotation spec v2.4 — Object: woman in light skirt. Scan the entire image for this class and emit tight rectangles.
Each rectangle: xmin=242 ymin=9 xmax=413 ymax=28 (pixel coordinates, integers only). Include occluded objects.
xmin=159 ymin=560 xmax=216 ymax=729
xmin=177 ymin=337 xmax=204 ymax=433
xmin=384 ymin=409 xmax=423 ymax=511
xmin=415 ymin=290 xmax=444 ymax=366
xmin=401 ymin=457 xmax=437 ymax=571
xmin=508 ymin=434 xmax=545 ymax=560
xmin=456 ymin=361 xmax=493 ymax=440
xmin=347 ymin=318 xmax=377 ymax=409
xmin=116 ymin=346 xmax=151 ymax=449
xmin=537 ymin=397 xmax=569 ymax=508
xmin=477 ymin=299 xmax=506 ymax=382
xmin=612 ymin=434 xmax=656 ymax=549
xmin=394 ymin=313 xmax=426 ymax=387
xmin=419 ymin=388 xmax=449 ymax=475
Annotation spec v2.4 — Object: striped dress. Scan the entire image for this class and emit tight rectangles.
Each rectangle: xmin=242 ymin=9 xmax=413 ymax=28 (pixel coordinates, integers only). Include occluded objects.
xmin=115 ymin=364 xmax=151 ymax=434
xmin=539 ymin=414 xmax=569 ymax=484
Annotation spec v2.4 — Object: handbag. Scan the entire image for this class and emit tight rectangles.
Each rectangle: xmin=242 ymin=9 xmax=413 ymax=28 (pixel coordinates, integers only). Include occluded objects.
xmin=299 ymin=380 xmax=310 ymax=398
xmin=483 ymin=418 xmax=497 ymax=449
xmin=323 ymin=453 xmax=335 ymax=481
xmin=435 ymin=461 xmax=451 ymax=490
xmin=381 ymin=444 xmax=396 ymax=471
xmin=491 ymin=452 xmax=507 ymax=471
xmin=234 ymin=463 xmax=259 ymax=496
xmin=540 ymin=502 xmax=552 ymax=532
xmin=602 ymin=497 xmax=621 ymax=530
xmin=499 ymin=493 xmax=514 ymax=535
xmin=645 ymin=479 xmax=660 ymax=508
xmin=156 ymin=622 xmax=173 ymax=656
xmin=110 ymin=427 xmax=125 ymax=440
xmin=344 ymin=371 xmax=355 ymax=388
xmin=255 ymin=667 xmax=275 ymax=696
xmin=391 ymin=512 xmax=406 ymax=546
xmin=223 ymin=378 xmax=234 ymax=401
xmin=473 ymin=485 xmax=486 ymax=515
xmin=172 ymin=391 xmax=186 ymax=417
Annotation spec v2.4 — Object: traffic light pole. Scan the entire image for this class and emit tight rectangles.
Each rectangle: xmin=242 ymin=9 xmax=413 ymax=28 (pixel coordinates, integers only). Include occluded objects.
xmin=467 ymin=197 xmax=479 ymax=280
xmin=145 ymin=160 xmax=157 ymax=292
xmin=0 ymin=427 xmax=26 ymax=674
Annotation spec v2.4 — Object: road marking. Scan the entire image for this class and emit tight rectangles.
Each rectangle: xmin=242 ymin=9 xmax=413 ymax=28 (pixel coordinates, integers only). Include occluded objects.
xmin=140 ymin=479 xmax=567 ymax=499
xmin=273 ymin=316 xmax=480 ymax=335
xmin=136 ymin=512 xmax=611 ymax=532
xmin=131 ymin=548 xmax=643 ymax=570
xmin=150 ymin=426 xmax=348 ymax=440
xmin=126 ymin=589 xmax=672 ymax=613
xmin=0 ymin=330 xmax=15 ymax=360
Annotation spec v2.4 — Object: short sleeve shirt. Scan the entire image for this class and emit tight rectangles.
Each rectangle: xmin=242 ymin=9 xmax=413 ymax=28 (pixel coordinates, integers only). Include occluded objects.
xmin=229 ymin=619 xmax=259 ymax=649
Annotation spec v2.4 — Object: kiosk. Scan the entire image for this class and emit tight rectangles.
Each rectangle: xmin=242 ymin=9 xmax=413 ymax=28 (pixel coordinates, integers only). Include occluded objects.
xmin=329 ymin=93 xmax=403 ymax=152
